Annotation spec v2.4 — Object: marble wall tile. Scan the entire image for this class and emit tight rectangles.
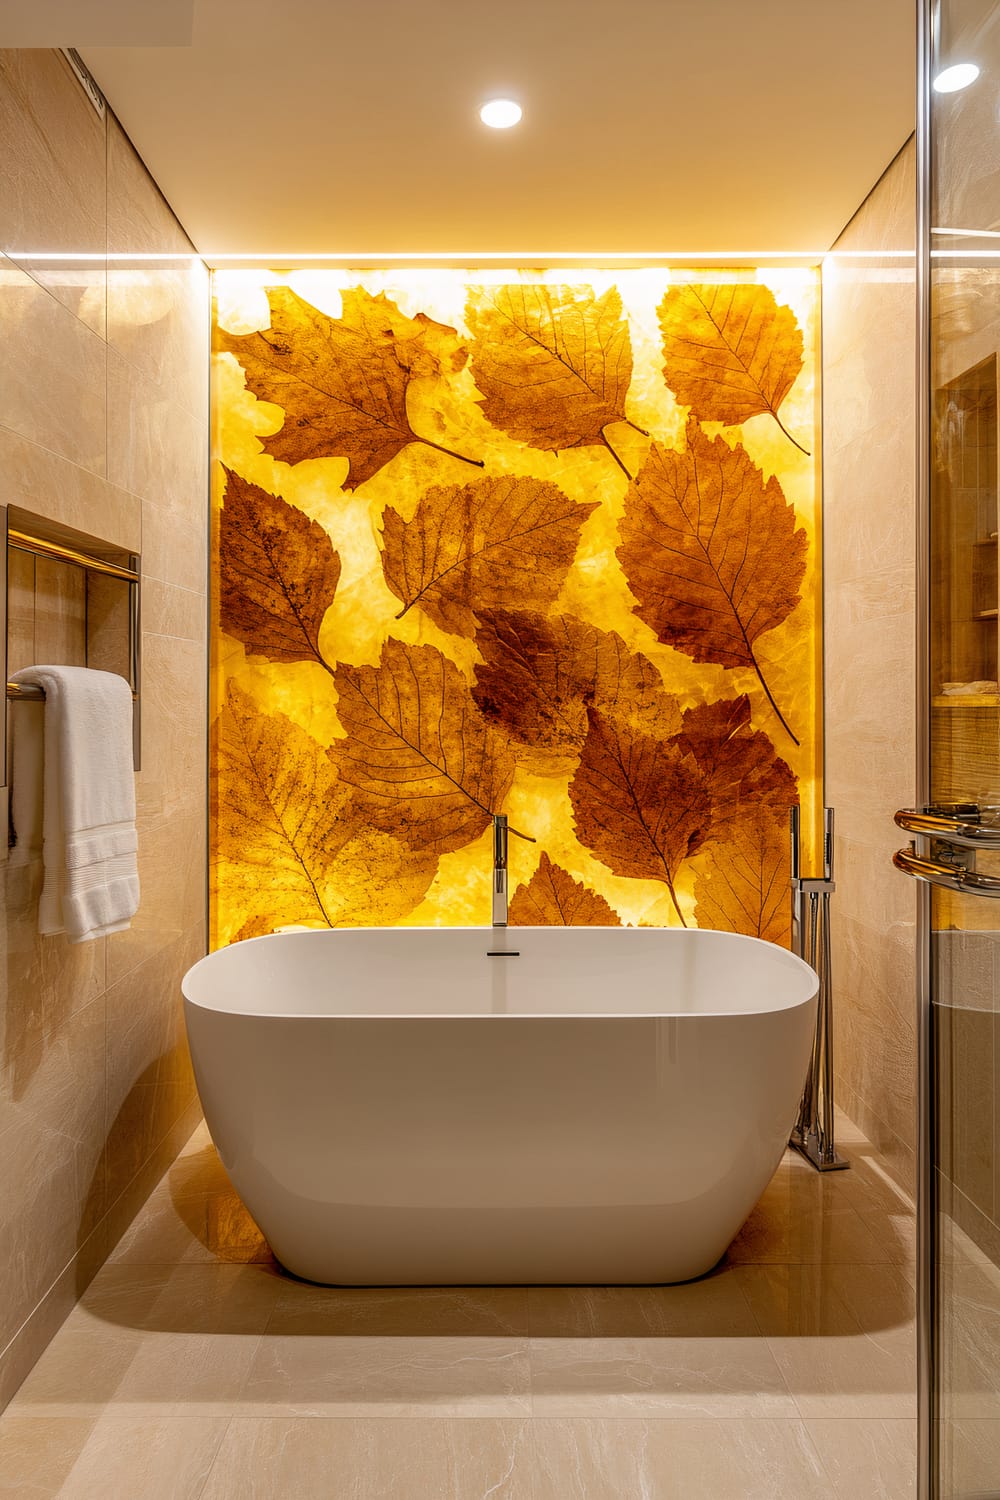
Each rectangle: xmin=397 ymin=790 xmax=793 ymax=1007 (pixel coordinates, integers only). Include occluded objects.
xmin=106 ymin=117 xmax=209 ymax=421
xmin=107 ymin=352 xmax=207 ymax=517
xmin=0 ymin=50 xmax=106 ymax=336
xmin=0 ymin=997 xmax=107 ymax=1353
xmin=32 ymin=557 xmax=87 ymax=666
xmin=0 ymin=430 xmax=141 ymax=553
xmin=135 ymin=634 xmax=208 ymax=828
xmin=141 ymin=494 xmax=208 ymax=595
xmin=106 ymin=811 xmax=206 ymax=987
xmin=1 ymin=258 xmax=107 ymax=477
xmin=103 ymin=925 xmax=204 ymax=1203
xmin=0 ymin=50 xmax=209 ymax=1415
xmin=5 ymin=548 xmax=34 ymax=677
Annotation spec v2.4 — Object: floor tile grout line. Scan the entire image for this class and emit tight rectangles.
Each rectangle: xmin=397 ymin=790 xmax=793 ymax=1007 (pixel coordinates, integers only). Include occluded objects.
xmin=190 ymin=1413 xmax=235 ymax=1500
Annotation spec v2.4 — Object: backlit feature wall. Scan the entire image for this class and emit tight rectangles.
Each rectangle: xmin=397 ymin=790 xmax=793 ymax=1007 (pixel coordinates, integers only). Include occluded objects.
xmin=211 ymin=269 xmax=820 ymax=941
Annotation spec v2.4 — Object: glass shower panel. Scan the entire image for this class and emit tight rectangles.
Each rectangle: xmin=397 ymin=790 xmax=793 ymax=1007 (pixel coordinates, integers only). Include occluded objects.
xmin=930 ymin=1 xmax=1000 ymax=1492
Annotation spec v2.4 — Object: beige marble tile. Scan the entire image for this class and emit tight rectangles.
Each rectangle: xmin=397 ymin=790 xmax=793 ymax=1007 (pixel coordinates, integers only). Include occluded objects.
xmin=0 ymin=994 xmax=107 ymax=1351
xmin=243 ymin=1331 xmax=531 ymax=1418
xmin=31 ymin=557 xmax=87 ymax=666
xmin=0 ymin=1223 xmax=107 ymax=1415
xmin=528 ymin=1335 xmax=796 ymax=1418
xmin=106 ymin=117 xmax=209 ymax=421
xmin=109 ymin=1179 xmax=272 ymax=1268
xmin=0 ymin=430 xmax=141 ymax=553
xmin=0 ymin=257 xmax=106 ymax=476
xmin=9 ymin=1265 xmax=280 ymax=1419
xmin=939 ymin=1256 xmax=1000 ymax=1421
xmin=200 ymin=1417 xmax=535 ymax=1500
xmin=940 ymin=1417 xmax=1000 ymax=1496
xmin=525 ymin=1270 xmax=757 ymax=1338
xmin=726 ymin=1194 xmax=892 ymax=1266
xmin=106 ymin=810 xmax=206 ymax=987
xmin=267 ymin=1282 xmax=529 ymax=1338
xmin=0 ymin=50 xmax=106 ymax=336
xmin=103 ymin=926 xmax=203 ymax=1202
xmin=133 ymin=634 xmax=208 ymax=828
xmin=531 ymin=1417 xmax=833 ymax=1500
xmin=5 ymin=547 xmax=34 ymax=676
xmin=0 ymin=1413 xmax=229 ymax=1499
xmin=107 ymin=352 xmax=207 ymax=517
xmin=804 ymin=1417 xmax=917 ymax=1499
xmin=141 ymin=495 xmax=209 ymax=595
xmin=142 ymin=578 xmax=208 ymax=641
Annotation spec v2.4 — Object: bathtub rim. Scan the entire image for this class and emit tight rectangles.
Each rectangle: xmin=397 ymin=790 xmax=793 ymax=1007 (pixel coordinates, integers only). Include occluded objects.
xmin=182 ymin=925 xmax=819 ymax=1023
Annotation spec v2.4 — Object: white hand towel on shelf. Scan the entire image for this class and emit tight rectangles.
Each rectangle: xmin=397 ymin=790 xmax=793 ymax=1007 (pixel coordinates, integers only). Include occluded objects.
xmin=10 ymin=665 xmax=139 ymax=943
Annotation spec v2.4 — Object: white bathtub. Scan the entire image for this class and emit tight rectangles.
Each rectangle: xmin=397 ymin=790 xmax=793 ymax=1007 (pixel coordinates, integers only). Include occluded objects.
xmin=182 ymin=927 xmax=817 ymax=1285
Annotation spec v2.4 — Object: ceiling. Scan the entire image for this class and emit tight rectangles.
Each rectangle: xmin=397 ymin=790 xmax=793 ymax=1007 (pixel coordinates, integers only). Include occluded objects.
xmin=82 ymin=0 xmax=916 ymax=261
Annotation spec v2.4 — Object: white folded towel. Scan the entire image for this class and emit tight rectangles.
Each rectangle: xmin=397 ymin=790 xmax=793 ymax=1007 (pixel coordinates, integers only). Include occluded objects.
xmin=10 ymin=665 xmax=140 ymax=943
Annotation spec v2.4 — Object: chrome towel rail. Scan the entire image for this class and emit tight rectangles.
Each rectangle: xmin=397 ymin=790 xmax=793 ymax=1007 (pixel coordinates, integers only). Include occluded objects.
xmin=893 ymin=845 xmax=1000 ymax=897
xmin=894 ymin=805 xmax=1000 ymax=849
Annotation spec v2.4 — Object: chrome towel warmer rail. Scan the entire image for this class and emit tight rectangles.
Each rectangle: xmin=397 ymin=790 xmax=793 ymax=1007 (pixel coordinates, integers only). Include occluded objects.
xmin=894 ymin=803 xmax=1000 ymax=898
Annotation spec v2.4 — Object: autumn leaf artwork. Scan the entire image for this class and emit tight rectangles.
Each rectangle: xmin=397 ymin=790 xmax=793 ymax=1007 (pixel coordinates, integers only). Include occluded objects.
xmin=212 ymin=269 xmax=819 ymax=943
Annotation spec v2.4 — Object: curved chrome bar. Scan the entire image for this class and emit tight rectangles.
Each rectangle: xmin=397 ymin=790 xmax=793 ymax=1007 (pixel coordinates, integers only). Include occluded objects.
xmin=893 ymin=846 xmax=1000 ymax=897
xmin=894 ymin=807 xmax=1000 ymax=849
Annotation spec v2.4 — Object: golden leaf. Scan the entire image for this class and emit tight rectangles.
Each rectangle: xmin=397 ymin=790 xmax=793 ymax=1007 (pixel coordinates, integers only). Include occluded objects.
xmin=214 ymin=681 xmax=434 ymax=934
xmin=472 ymin=609 xmax=671 ymax=760
xmin=219 ymin=467 xmax=340 ymax=665
xmin=694 ymin=807 xmax=791 ymax=944
xmin=329 ymin=638 xmax=519 ymax=855
xmin=216 ymin=285 xmax=481 ymax=488
xmin=569 ymin=706 xmax=711 ymax=926
xmin=381 ymin=475 xmax=597 ymax=637
xmin=675 ymin=695 xmax=797 ymax=832
xmin=657 ymin=282 xmax=808 ymax=454
xmin=509 ymin=851 xmax=621 ymax=926
xmin=617 ymin=423 xmax=807 ymax=744
xmin=465 ymin=283 xmax=640 ymax=464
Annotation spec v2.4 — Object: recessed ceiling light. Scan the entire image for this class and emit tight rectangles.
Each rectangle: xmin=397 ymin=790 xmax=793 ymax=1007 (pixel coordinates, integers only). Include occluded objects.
xmin=934 ymin=62 xmax=980 ymax=93
xmin=479 ymin=98 xmax=522 ymax=129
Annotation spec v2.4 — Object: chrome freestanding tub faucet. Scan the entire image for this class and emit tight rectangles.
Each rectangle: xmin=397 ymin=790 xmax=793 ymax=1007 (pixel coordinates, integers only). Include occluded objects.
xmin=492 ymin=814 xmax=508 ymax=927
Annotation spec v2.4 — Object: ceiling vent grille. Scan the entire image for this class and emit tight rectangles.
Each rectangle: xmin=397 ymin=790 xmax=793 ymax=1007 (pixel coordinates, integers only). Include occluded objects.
xmin=61 ymin=49 xmax=106 ymax=119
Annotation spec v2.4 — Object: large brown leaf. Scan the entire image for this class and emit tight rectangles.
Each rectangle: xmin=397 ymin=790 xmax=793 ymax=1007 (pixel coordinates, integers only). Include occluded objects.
xmin=675 ymin=696 xmax=797 ymax=832
xmin=381 ymin=475 xmax=597 ymax=636
xmin=509 ymin=852 xmax=621 ymax=926
xmin=465 ymin=283 xmax=638 ymax=459
xmin=658 ymin=282 xmax=808 ymax=454
xmin=617 ymin=423 xmax=807 ymax=743
xmin=329 ymin=638 xmax=519 ymax=855
xmin=472 ymin=609 xmax=673 ymax=760
xmin=694 ymin=807 xmax=791 ymax=945
xmin=219 ymin=467 xmax=340 ymax=665
xmin=214 ymin=682 xmax=436 ymax=934
xmin=215 ymin=682 xmax=434 ymax=933
xmin=216 ymin=285 xmax=480 ymax=488
xmin=569 ymin=705 xmax=711 ymax=926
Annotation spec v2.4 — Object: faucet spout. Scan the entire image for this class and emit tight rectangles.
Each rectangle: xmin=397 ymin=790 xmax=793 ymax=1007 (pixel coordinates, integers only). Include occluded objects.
xmin=492 ymin=814 xmax=508 ymax=927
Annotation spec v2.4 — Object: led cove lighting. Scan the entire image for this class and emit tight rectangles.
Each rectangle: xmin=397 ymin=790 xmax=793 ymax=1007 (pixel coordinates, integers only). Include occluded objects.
xmin=480 ymin=98 xmax=522 ymax=129
xmin=933 ymin=62 xmax=980 ymax=93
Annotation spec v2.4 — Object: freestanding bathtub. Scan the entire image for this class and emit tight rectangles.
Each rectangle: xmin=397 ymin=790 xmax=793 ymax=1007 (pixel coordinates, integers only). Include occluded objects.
xmin=182 ymin=927 xmax=817 ymax=1285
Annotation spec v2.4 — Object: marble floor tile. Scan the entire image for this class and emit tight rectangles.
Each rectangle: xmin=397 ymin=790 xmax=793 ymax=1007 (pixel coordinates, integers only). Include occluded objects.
xmin=266 ymin=1282 xmax=530 ymax=1338
xmin=0 ymin=1414 xmax=229 ymax=1500
xmin=525 ymin=1268 xmax=758 ymax=1337
xmin=8 ymin=1265 xmax=281 ymax=1419
xmin=940 ymin=1417 xmax=1000 ymax=1496
xmin=241 ymin=1334 xmax=531 ymax=1417
xmin=528 ymin=1335 xmax=797 ymax=1417
xmin=531 ymin=1417 xmax=833 ymax=1500
xmin=727 ymin=1196 xmax=893 ymax=1265
xmin=198 ymin=1417 xmax=535 ymax=1500
xmin=805 ymin=1417 xmax=917 ymax=1499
